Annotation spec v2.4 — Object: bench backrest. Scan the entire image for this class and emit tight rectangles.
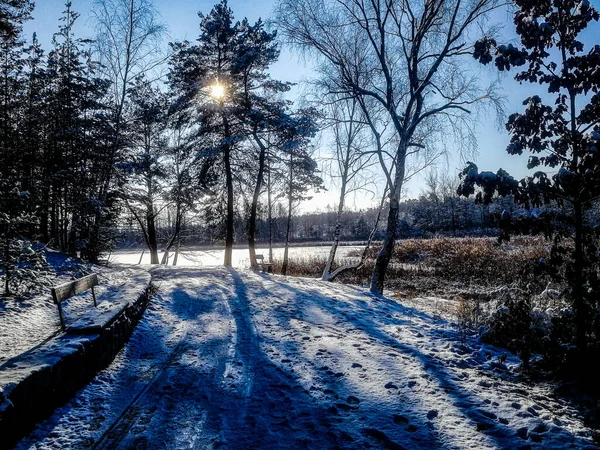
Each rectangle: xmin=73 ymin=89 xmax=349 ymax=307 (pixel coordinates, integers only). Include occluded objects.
xmin=52 ymin=273 xmax=98 ymax=305
xmin=256 ymin=254 xmax=264 ymax=262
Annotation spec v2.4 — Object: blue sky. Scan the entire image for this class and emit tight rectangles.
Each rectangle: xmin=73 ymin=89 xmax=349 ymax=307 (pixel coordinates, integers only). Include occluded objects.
xmin=23 ymin=0 xmax=600 ymax=211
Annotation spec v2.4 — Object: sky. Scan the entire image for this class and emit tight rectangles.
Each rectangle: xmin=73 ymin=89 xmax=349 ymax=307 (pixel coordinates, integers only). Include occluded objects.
xmin=22 ymin=0 xmax=600 ymax=212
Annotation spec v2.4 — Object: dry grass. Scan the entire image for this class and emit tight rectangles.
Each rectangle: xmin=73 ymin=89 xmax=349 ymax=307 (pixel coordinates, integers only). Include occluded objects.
xmin=273 ymin=236 xmax=550 ymax=299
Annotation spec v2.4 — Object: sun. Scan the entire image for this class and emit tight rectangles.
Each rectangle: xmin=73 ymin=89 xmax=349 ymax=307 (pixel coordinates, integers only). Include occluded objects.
xmin=210 ymin=83 xmax=226 ymax=100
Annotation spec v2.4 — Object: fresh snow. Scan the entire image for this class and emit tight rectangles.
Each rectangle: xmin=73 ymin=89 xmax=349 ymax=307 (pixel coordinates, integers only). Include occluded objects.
xmin=0 ymin=260 xmax=147 ymax=365
xmin=110 ymin=246 xmax=363 ymax=267
xmin=15 ymin=266 xmax=596 ymax=449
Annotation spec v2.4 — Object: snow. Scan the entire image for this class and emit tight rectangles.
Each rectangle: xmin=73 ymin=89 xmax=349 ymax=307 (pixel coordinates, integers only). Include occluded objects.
xmin=110 ymin=245 xmax=363 ymax=267
xmin=14 ymin=266 xmax=596 ymax=449
xmin=0 ymin=265 xmax=150 ymax=365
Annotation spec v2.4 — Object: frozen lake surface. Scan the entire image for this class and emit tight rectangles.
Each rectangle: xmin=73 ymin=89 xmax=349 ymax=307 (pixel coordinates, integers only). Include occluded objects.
xmin=109 ymin=245 xmax=363 ymax=268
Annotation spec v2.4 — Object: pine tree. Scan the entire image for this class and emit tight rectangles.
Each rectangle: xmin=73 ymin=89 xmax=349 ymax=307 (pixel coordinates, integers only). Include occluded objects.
xmin=169 ymin=0 xmax=305 ymax=267
xmin=44 ymin=2 xmax=111 ymax=258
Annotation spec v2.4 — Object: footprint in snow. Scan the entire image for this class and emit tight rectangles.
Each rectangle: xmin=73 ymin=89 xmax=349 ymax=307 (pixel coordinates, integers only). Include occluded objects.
xmin=392 ymin=414 xmax=409 ymax=425
xmin=427 ymin=410 xmax=438 ymax=420
xmin=385 ymin=382 xmax=398 ymax=389
xmin=347 ymin=396 xmax=360 ymax=406
xmin=351 ymin=362 xmax=362 ymax=368
xmin=481 ymin=410 xmax=497 ymax=420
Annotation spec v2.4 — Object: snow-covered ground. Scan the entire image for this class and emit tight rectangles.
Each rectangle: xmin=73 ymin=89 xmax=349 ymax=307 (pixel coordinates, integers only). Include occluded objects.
xmin=110 ymin=245 xmax=362 ymax=267
xmin=16 ymin=266 xmax=596 ymax=449
xmin=0 ymin=261 xmax=148 ymax=365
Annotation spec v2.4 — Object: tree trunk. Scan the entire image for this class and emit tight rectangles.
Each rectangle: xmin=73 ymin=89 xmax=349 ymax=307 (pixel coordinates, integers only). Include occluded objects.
xmin=147 ymin=211 xmax=159 ymax=264
xmin=282 ymin=204 xmax=292 ymax=276
xmin=370 ymin=146 xmax=406 ymax=295
xmin=322 ymin=177 xmax=347 ymax=280
xmin=248 ymin=132 xmax=267 ymax=270
xmin=173 ymin=238 xmax=180 ymax=266
xmin=573 ymin=199 xmax=586 ymax=353
xmin=223 ymin=112 xmax=234 ymax=267
xmin=281 ymin=153 xmax=293 ymax=276
xmin=267 ymin=165 xmax=274 ymax=263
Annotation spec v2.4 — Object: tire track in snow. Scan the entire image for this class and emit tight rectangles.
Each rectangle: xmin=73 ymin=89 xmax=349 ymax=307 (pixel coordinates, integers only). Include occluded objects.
xmin=90 ymin=326 xmax=191 ymax=450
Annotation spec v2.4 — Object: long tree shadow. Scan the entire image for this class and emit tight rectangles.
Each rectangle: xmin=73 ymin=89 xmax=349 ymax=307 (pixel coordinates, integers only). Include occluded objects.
xmin=17 ymin=267 xmax=589 ymax=449
xmin=247 ymin=273 xmax=587 ymax=448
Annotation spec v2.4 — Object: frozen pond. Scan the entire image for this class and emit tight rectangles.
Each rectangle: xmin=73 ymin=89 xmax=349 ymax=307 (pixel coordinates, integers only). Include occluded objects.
xmin=109 ymin=245 xmax=363 ymax=268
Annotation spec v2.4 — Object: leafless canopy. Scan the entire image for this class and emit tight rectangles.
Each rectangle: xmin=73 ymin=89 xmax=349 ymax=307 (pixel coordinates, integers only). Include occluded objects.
xmin=275 ymin=0 xmax=506 ymax=293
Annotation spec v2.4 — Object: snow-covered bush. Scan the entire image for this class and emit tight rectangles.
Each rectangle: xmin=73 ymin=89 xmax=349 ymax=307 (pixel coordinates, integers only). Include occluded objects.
xmin=482 ymin=290 xmax=542 ymax=370
xmin=0 ymin=239 xmax=53 ymax=298
xmin=480 ymin=284 xmax=599 ymax=374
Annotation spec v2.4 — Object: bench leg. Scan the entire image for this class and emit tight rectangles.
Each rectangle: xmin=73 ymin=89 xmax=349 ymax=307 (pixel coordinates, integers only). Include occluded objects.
xmin=57 ymin=303 xmax=66 ymax=331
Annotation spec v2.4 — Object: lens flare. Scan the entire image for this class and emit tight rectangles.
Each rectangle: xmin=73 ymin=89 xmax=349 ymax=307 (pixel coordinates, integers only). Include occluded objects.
xmin=210 ymin=83 xmax=226 ymax=99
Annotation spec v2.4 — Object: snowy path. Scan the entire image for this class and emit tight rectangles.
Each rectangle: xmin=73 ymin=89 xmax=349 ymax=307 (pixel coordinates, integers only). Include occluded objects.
xmin=16 ymin=267 xmax=596 ymax=449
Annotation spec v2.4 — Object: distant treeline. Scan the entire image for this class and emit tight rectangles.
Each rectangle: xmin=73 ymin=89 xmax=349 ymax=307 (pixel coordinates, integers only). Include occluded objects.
xmin=114 ymin=193 xmax=532 ymax=248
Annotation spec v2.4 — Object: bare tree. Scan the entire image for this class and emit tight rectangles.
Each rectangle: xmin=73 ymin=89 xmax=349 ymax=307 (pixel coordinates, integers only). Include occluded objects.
xmin=318 ymin=97 xmax=377 ymax=280
xmin=92 ymin=0 xmax=165 ymax=127
xmin=90 ymin=0 xmax=166 ymax=254
xmin=276 ymin=0 xmax=504 ymax=294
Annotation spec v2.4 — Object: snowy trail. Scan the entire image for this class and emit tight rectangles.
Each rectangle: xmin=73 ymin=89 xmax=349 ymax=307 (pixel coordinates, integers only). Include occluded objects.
xmin=16 ymin=266 xmax=596 ymax=449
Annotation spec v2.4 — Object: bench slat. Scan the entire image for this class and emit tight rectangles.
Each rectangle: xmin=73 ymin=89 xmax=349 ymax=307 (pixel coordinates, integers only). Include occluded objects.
xmin=51 ymin=274 xmax=99 ymax=304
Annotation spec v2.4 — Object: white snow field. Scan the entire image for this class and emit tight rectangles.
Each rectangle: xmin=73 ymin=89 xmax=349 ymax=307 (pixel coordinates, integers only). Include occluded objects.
xmin=110 ymin=245 xmax=362 ymax=267
xmin=15 ymin=266 xmax=596 ymax=449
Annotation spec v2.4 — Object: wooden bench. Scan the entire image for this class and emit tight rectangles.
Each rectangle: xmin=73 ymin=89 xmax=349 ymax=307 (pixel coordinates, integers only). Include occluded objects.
xmin=256 ymin=254 xmax=273 ymax=273
xmin=51 ymin=274 xmax=98 ymax=331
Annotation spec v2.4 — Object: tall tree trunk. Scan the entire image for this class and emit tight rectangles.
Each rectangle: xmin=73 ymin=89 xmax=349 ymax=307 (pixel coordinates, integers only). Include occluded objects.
xmin=173 ymin=238 xmax=180 ymax=266
xmin=147 ymin=209 xmax=159 ymax=264
xmin=281 ymin=153 xmax=294 ymax=276
xmin=223 ymin=112 xmax=234 ymax=267
xmin=370 ymin=146 xmax=407 ymax=295
xmin=267 ymin=165 xmax=273 ymax=263
xmin=322 ymin=176 xmax=347 ymax=280
xmin=573 ymin=199 xmax=586 ymax=353
xmin=248 ymin=132 xmax=267 ymax=270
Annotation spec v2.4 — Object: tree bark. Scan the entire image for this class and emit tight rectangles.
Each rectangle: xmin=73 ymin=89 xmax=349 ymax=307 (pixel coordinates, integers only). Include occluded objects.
xmin=573 ymin=199 xmax=586 ymax=353
xmin=147 ymin=210 xmax=159 ymax=264
xmin=267 ymin=165 xmax=274 ymax=263
xmin=370 ymin=145 xmax=407 ymax=295
xmin=322 ymin=176 xmax=346 ymax=280
xmin=223 ymin=111 xmax=234 ymax=267
xmin=172 ymin=238 xmax=180 ymax=266
xmin=281 ymin=152 xmax=293 ymax=276
xmin=248 ymin=132 xmax=267 ymax=270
